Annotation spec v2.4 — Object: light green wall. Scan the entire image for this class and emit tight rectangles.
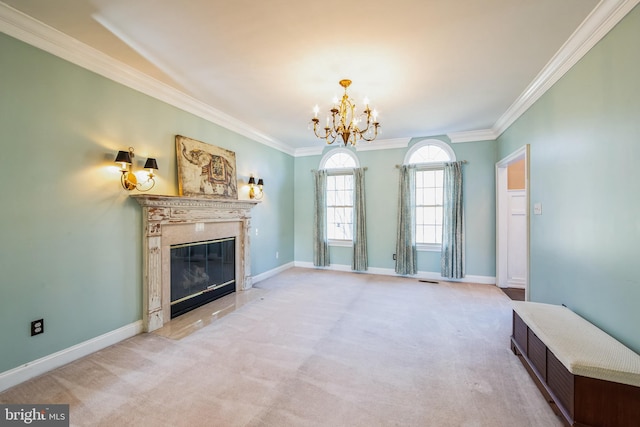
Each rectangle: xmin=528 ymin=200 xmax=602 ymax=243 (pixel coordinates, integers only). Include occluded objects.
xmin=497 ymin=5 xmax=640 ymax=352
xmin=0 ymin=33 xmax=294 ymax=373
xmin=294 ymin=137 xmax=497 ymax=277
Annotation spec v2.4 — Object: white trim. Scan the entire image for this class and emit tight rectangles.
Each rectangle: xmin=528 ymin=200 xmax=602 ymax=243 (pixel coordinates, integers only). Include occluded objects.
xmin=294 ymin=138 xmax=410 ymax=157
xmin=417 ymin=243 xmax=441 ymax=252
xmin=0 ymin=3 xmax=295 ymax=156
xmin=0 ymin=320 xmax=143 ymax=393
xmin=355 ymin=137 xmax=411 ymax=152
xmin=404 ymin=139 xmax=456 ymax=164
xmin=293 ymin=262 xmax=496 ymax=284
xmin=447 ymin=129 xmax=498 ymax=143
xmin=252 ymin=262 xmax=295 ymax=284
xmin=329 ymin=239 xmax=352 ymax=247
xmin=294 ymin=146 xmax=325 ymax=157
xmin=492 ymin=0 xmax=640 ymax=137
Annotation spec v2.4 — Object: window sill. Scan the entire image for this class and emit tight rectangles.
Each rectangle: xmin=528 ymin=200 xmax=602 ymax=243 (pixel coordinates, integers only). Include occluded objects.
xmin=329 ymin=240 xmax=352 ymax=247
xmin=417 ymin=243 xmax=442 ymax=252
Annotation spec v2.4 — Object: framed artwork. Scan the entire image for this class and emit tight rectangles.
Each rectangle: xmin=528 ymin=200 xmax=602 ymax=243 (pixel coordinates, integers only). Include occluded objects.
xmin=175 ymin=135 xmax=238 ymax=199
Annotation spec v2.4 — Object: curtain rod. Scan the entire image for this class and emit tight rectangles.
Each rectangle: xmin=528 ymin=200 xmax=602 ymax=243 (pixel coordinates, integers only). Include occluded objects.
xmin=310 ymin=167 xmax=368 ymax=172
xmin=395 ymin=160 xmax=468 ymax=168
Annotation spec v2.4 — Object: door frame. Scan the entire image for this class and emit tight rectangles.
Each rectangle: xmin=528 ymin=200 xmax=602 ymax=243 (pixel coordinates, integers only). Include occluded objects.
xmin=496 ymin=145 xmax=530 ymax=300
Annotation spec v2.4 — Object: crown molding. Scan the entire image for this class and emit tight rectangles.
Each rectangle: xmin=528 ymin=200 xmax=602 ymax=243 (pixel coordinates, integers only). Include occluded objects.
xmin=0 ymin=2 xmax=295 ymax=156
xmin=447 ymin=129 xmax=498 ymax=143
xmin=3 ymin=0 xmax=636 ymax=152
xmin=294 ymin=137 xmax=411 ymax=157
xmin=355 ymin=137 xmax=411 ymax=152
xmin=492 ymin=0 xmax=640 ymax=138
xmin=294 ymin=146 xmax=325 ymax=157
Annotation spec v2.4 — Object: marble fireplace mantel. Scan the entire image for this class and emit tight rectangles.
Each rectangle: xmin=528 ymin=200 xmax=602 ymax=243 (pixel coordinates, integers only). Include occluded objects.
xmin=132 ymin=194 xmax=260 ymax=332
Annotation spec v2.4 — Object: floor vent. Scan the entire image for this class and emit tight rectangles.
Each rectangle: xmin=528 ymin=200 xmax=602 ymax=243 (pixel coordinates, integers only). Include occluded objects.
xmin=418 ymin=279 xmax=439 ymax=284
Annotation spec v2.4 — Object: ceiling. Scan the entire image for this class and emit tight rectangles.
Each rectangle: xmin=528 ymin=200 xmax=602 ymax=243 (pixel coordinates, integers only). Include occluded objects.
xmin=1 ymin=0 xmax=610 ymax=153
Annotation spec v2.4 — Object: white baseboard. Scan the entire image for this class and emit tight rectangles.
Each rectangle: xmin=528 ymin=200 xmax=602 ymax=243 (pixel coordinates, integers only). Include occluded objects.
xmin=251 ymin=262 xmax=295 ymax=284
xmin=0 ymin=320 xmax=143 ymax=393
xmin=293 ymin=261 xmax=496 ymax=284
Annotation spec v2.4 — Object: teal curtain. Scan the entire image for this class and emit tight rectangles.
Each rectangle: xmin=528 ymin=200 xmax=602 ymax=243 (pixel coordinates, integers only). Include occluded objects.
xmin=395 ymin=165 xmax=417 ymax=275
xmin=313 ymin=169 xmax=329 ymax=266
xmin=441 ymin=161 xmax=464 ymax=279
xmin=352 ymin=168 xmax=367 ymax=271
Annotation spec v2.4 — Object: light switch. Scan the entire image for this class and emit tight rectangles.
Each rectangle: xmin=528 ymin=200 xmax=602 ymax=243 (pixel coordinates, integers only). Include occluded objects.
xmin=534 ymin=203 xmax=542 ymax=215
xmin=195 ymin=222 xmax=204 ymax=232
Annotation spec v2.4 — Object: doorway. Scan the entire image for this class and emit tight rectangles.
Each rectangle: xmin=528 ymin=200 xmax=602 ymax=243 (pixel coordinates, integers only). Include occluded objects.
xmin=496 ymin=145 xmax=529 ymax=300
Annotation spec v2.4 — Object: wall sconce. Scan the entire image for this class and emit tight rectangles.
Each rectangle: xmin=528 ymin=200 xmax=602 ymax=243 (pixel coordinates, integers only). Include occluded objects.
xmin=114 ymin=147 xmax=158 ymax=191
xmin=248 ymin=176 xmax=264 ymax=200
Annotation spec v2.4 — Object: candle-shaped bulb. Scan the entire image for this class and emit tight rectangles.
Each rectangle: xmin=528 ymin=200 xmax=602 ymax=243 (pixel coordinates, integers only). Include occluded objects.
xmin=313 ymin=104 xmax=319 ymax=117
xmin=363 ymin=97 xmax=369 ymax=106
xmin=373 ymin=109 xmax=379 ymax=121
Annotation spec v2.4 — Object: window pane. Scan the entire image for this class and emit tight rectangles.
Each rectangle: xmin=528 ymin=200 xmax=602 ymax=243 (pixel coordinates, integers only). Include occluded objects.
xmin=324 ymin=152 xmax=356 ymax=169
xmin=327 ymin=207 xmax=335 ymax=224
xmin=435 ymin=226 xmax=442 ymax=244
xmin=435 ymin=170 xmax=443 ymax=187
xmin=424 ymin=170 xmax=436 ymax=187
xmin=415 ymin=207 xmax=424 ymax=224
xmin=327 ymin=176 xmax=336 ymax=190
xmin=416 ymin=225 xmax=425 ymax=244
xmin=425 ymin=225 xmax=436 ymax=244
xmin=425 ymin=207 xmax=436 ymax=225
xmin=344 ymin=175 xmax=353 ymax=188
xmin=344 ymin=189 xmax=353 ymax=206
xmin=424 ymin=188 xmax=436 ymax=205
xmin=409 ymin=145 xmax=451 ymax=164
xmin=435 ymin=207 xmax=443 ymax=225
xmin=326 ymin=190 xmax=336 ymax=206
xmin=435 ymin=188 xmax=443 ymax=204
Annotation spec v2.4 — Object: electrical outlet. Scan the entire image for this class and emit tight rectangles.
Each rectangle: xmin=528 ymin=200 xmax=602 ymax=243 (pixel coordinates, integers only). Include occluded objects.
xmin=276 ymin=251 xmax=279 ymax=259
xmin=31 ymin=319 xmax=44 ymax=336
xmin=255 ymin=228 xmax=259 ymax=236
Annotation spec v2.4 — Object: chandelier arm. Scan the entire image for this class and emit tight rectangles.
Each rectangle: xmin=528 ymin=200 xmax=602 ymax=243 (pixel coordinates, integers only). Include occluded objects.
xmin=359 ymin=125 xmax=380 ymax=142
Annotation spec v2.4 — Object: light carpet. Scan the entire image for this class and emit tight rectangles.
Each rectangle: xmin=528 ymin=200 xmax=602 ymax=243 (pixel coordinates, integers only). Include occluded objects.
xmin=0 ymin=268 xmax=562 ymax=426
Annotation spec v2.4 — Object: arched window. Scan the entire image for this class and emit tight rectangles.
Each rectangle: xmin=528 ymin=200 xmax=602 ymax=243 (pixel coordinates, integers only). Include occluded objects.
xmin=320 ymin=149 xmax=359 ymax=244
xmin=320 ymin=148 xmax=358 ymax=170
xmin=404 ymin=140 xmax=455 ymax=250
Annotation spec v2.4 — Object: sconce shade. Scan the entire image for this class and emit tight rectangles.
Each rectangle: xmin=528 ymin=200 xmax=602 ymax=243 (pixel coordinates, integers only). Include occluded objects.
xmin=114 ymin=150 xmax=132 ymax=164
xmin=257 ymin=179 xmax=264 ymax=186
xmin=248 ymin=177 xmax=256 ymax=185
xmin=144 ymin=158 xmax=159 ymax=170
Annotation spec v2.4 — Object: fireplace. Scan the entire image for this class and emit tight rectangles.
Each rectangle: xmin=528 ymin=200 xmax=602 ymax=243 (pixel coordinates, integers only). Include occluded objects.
xmin=170 ymin=237 xmax=236 ymax=318
xmin=132 ymin=195 xmax=259 ymax=332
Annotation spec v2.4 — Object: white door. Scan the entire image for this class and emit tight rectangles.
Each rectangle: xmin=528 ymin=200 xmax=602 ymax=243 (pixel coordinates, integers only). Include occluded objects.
xmin=496 ymin=145 xmax=529 ymax=299
xmin=507 ymin=190 xmax=526 ymax=288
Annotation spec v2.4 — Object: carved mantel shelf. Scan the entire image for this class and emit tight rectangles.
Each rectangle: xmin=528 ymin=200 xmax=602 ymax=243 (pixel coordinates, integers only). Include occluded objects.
xmin=132 ymin=195 xmax=260 ymax=332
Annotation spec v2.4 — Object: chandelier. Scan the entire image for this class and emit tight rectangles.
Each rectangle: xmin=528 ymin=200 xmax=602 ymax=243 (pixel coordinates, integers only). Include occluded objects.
xmin=310 ymin=79 xmax=380 ymax=146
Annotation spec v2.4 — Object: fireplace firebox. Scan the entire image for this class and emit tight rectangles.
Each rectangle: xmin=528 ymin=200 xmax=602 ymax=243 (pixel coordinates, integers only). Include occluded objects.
xmin=170 ymin=237 xmax=235 ymax=318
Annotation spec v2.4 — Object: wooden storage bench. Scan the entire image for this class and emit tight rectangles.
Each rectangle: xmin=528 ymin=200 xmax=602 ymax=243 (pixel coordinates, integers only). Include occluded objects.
xmin=510 ymin=301 xmax=640 ymax=427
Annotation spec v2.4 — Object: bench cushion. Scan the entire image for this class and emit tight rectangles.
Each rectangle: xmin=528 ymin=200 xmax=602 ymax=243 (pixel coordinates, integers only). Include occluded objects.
xmin=512 ymin=301 xmax=640 ymax=387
